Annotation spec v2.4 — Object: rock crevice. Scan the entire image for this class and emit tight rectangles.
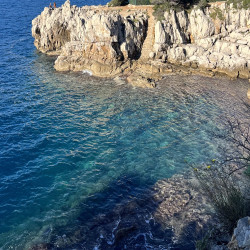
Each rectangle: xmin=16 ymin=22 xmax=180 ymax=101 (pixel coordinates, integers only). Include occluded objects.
xmin=153 ymin=3 xmax=250 ymax=79
xmin=32 ymin=1 xmax=250 ymax=86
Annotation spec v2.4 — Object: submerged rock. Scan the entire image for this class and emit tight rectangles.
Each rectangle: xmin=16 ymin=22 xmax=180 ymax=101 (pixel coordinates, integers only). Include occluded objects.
xmin=30 ymin=172 xmax=221 ymax=249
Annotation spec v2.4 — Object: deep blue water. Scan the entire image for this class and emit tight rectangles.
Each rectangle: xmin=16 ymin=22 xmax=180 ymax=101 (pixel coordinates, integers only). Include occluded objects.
xmin=0 ymin=0 xmax=249 ymax=249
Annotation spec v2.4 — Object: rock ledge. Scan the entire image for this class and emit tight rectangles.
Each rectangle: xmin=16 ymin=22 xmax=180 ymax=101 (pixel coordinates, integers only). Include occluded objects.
xmin=32 ymin=1 xmax=250 ymax=87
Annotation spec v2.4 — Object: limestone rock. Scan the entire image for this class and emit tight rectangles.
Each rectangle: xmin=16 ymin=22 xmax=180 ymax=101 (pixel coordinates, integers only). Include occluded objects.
xmin=149 ymin=51 xmax=155 ymax=59
xmin=228 ymin=217 xmax=250 ymax=250
xmin=127 ymin=72 xmax=157 ymax=88
xmin=32 ymin=1 xmax=148 ymax=76
xmin=32 ymin=1 xmax=250 ymax=83
xmin=154 ymin=10 xmax=189 ymax=52
xmin=168 ymin=46 xmax=186 ymax=62
xmin=154 ymin=21 xmax=167 ymax=48
xmin=189 ymin=8 xmax=215 ymax=41
xmin=153 ymin=3 xmax=250 ymax=79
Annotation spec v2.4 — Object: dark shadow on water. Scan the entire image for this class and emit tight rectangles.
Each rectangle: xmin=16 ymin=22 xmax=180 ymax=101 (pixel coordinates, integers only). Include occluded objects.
xmin=31 ymin=173 xmax=215 ymax=250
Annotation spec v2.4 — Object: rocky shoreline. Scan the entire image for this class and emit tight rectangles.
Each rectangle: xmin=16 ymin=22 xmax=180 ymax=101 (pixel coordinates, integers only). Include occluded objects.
xmin=30 ymin=3 xmax=250 ymax=248
xmin=30 ymin=164 xmax=250 ymax=249
xmin=30 ymin=171 xmax=220 ymax=249
xmin=32 ymin=0 xmax=249 ymax=88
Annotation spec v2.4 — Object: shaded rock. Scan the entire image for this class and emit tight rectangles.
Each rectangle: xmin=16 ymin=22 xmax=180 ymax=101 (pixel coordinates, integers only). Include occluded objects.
xmin=114 ymin=225 xmax=137 ymax=244
xmin=152 ymin=174 xmax=219 ymax=246
xmin=228 ymin=217 xmax=250 ymax=250
xmin=30 ymin=243 xmax=54 ymax=250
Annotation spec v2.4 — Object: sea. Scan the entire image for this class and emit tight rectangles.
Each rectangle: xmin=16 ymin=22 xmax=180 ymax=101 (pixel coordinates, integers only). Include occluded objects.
xmin=0 ymin=0 xmax=249 ymax=249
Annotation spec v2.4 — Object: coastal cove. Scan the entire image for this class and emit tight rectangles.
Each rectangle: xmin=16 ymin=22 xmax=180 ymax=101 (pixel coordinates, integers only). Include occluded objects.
xmin=32 ymin=0 xmax=250 ymax=88
xmin=0 ymin=0 xmax=250 ymax=249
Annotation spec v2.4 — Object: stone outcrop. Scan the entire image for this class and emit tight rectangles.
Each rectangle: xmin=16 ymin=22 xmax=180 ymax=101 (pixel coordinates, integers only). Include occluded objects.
xmin=228 ymin=217 xmax=250 ymax=250
xmin=32 ymin=0 xmax=147 ymax=77
xmin=153 ymin=175 xmax=218 ymax=243
xmin=32 ymin=1 xmax=250 ymax=87
xmin=153 ymin=3 xmax=250 ymax=79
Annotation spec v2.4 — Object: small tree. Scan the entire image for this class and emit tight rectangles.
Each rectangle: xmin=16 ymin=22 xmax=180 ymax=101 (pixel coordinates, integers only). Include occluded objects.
xmin=194 ymin=102 xmax=250 ymax=232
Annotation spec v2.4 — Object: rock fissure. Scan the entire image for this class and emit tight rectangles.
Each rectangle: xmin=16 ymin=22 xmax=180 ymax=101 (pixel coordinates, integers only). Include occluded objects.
xmin=32 ymin=0 xmax=250 ymax=88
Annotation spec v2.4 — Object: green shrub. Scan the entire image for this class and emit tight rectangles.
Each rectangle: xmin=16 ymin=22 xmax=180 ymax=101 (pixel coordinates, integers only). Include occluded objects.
xmin=226 ymin=0 xmax=250 ymax=9
xmin=210 ymin=7 xmax=225 ymax=20
xmin=152 ymin=1 xmax=185 ymax=21
xmin=107 ymin=0 xmax=128 ymax=7
xmin=130 ymin=0 xmax=151 ymax=4
xmin=193 ymin=164 xmax=249 ymax=232
xmin=197 ymin=0 xmax=208 ymax=9
xmin=153 ymin=3 xmax=170 ymax=21
xmin=196 ymin=231 xmax=212 ymax=250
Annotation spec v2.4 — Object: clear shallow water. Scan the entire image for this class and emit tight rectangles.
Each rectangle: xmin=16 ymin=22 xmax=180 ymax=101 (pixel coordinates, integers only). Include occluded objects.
xmin=0 ymin=0 xmax=249 ymax=249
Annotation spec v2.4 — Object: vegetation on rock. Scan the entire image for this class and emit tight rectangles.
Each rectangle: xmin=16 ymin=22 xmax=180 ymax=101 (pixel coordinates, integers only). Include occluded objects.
xmin=194 ymin=164 xmax=248 ymax=231
xmin=195 ymin=231 xmax=213 ymax=250
xmin=227 ymin=0 xmax=250 ymax=10
xmin=151 ymin=0 xmax=249 ymax=20
xmin=193 ymin=111 xmax=250 ymax=247
xmin=107 ymin=0 xmax=129 ymax=7
xmin=151 ymin=0 xmax=207 ymax=20
xmin=210 ymin=6 xmax=225 ymax=20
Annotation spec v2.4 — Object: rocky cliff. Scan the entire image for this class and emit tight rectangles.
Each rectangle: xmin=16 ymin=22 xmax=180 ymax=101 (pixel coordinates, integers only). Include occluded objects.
xmin=32 ymin=0 xmax=148 ymax=77
xmin=32 ymin=0 xmax=250 ymax=85
xmin=153 ymin=3 xmax=250 ymax=78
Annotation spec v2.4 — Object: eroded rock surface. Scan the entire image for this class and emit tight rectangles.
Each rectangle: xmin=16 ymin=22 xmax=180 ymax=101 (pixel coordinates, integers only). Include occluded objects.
xmin=154 ymin=3 xmax=250 ymax=79
xmin=32 ymin=0 xmax=147 ymax=76
xmin=228 ymin=217 xmax=250 ymax=250
xmin=31 ymin=173 xmax=219 ymax=249
xmin=32 ymin=1 xmax=250 ymax=86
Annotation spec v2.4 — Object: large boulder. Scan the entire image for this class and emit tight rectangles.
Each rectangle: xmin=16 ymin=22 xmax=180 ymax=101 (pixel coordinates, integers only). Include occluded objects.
xmin=228 ymin=217 xmax=250 ymax=250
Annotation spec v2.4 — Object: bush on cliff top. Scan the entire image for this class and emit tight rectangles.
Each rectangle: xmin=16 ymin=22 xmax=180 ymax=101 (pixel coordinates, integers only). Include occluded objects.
xmin=151 ymin=0 xmax=205 ymax=9
xmin=227 ymin=0 xmax=250 ymax=9
xmin=151 ymin=0 xmax=207 ymax=20
xmin=152 ymin=0 xmax=249 ymax=21
xmin=107 ymin=0 xmax=128 ymax=7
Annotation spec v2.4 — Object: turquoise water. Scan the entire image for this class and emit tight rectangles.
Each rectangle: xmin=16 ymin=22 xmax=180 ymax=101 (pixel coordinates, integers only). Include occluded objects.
xmin=0 ymin=0 xmax=249 ymax=248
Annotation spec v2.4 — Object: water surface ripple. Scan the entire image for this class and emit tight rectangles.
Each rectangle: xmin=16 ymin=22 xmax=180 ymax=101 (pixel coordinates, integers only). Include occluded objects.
xmin=0 ymin=0 xmax=249 ymax=248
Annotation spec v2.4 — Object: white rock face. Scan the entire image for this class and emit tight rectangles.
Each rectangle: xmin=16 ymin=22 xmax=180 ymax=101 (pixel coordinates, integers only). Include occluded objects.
xmin=32 ymin=0 xmax=147 ymax=73
xmin=154 ymin=10 xmax=189 ymax=50
xmin=189 ymin=8 xmax=215 ymax=40
xmin=154 ymin=3 xmax=250 ymax=78
xmin=32 ymin=1 xmax=250 ymax=79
